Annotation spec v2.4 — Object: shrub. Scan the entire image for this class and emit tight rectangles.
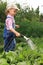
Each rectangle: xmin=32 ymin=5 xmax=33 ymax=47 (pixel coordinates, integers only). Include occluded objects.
xmin=16 ymin=19 xmax=43 ymax=37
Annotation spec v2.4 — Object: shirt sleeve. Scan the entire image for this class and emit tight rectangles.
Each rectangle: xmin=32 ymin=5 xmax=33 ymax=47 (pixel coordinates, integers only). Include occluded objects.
xmin=6 ymin=18 xmax=13 ymax=30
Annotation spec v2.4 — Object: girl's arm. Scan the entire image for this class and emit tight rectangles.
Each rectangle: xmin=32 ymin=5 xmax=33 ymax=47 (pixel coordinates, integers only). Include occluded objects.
xmin=9 ymin=28 xmax=20 ymax=37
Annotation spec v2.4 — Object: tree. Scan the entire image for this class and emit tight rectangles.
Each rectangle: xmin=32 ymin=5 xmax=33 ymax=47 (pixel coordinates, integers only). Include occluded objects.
xmin=0 ymin=2 xmax=7 ymax=22
xmin=35 ymin=6 xmax=40 ymax=21
xmin=40 ymin=14 xmax=43 ymax=22
xmin=35 ymin=6 xmax=39 ymax=17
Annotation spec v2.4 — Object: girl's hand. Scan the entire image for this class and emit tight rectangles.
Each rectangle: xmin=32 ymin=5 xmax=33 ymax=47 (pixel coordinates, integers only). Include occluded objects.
xmin=15 ymin=32 xmax=21 ymax=37
xmin=16 ymin=25 xmax=20 ymax=28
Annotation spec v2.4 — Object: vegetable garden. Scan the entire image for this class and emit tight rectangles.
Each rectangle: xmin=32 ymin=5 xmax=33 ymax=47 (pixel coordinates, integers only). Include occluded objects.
xmin=0 ymin=2 xmax=43 ymax=65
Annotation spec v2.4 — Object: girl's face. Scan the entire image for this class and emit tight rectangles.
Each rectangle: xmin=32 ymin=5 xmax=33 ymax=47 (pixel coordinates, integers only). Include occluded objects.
xmin=9 ymin=8 xmax=17 ymax=16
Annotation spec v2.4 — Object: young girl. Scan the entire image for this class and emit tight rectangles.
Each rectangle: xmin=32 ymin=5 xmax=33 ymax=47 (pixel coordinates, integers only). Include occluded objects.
xmin=3 ymin=4 xmax=20 ymax=52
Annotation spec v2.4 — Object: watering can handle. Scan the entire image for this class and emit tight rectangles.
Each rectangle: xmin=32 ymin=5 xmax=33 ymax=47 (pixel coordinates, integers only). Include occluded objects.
xmin=20 ymin=34 xmax=24 ymax=37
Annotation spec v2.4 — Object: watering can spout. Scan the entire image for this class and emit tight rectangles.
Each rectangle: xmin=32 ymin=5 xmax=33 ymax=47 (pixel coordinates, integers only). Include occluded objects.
xmin=21 ymin=34 xmax=36 ymax=50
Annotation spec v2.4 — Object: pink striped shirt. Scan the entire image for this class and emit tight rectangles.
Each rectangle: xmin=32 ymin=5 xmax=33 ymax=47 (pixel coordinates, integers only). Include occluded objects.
xmin=5 ymin=15 xmax=15 ymax=30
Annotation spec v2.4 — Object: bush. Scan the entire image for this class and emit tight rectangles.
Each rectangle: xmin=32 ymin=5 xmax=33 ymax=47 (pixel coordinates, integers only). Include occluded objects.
xmin=16 ymin=19 xmax=43 ymax=37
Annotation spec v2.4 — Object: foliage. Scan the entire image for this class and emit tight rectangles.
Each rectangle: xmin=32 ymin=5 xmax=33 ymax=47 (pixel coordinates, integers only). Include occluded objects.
xmin=0 ymin=58 xmax=9 ymax=65
xmin=40 ymin=14 xmax=43 ymax=22
xmin=16 ymin=20 xmax=43 ymax=37
xmin=0 ymin=41 xmax=43 ymax=65
xmin=0 ymin=2 xmax=6 ymax=22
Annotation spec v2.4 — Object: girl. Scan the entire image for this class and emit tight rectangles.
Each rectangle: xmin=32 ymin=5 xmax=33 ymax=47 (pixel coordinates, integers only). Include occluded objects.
xmin=3 ymin=4 xmax=20 ymax=52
